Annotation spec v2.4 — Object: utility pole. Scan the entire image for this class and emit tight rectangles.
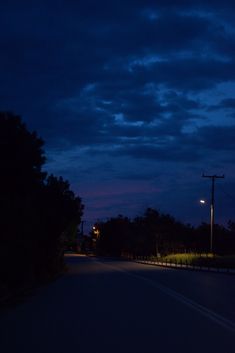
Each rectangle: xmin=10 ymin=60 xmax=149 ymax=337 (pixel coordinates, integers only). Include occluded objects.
xmin=80 ymin=220 xmax=85 ymax=236
xmin=202 ymin=174 xmax=224 ymax=253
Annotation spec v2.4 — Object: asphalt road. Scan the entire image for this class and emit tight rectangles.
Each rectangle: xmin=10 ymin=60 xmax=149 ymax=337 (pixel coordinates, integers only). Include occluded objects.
xmin=0 ymin=255 xmax=235 ymax=353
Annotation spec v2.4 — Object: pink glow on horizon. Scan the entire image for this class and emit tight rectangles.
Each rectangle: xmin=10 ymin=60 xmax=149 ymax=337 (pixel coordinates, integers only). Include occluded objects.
xmin=74 ymin=180 xmax=164 ymax=231
xmin=78 ymin=180 xmax=162 ymax=199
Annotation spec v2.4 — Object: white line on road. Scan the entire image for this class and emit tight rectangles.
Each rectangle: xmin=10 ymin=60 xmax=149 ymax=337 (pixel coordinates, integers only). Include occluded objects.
xmin=130 ymin=272 xmax=235 ymax=333
xmin=99 ymin=260 xmax=235 ymax=333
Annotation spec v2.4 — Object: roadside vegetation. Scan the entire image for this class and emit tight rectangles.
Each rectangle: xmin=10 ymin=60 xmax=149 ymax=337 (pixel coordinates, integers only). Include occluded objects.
xmin=0 ymin=112 xmax=84 ymax=301
xmin=93 ymin=210 xmax=235 ymax=267
xmin=158 ymin=253 xmax=235 ymax=269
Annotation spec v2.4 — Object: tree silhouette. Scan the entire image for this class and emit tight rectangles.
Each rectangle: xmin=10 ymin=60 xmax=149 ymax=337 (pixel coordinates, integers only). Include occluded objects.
xmin=0 ymin=112 xmax=46 ymax=195
xmin=97 ymin=215 xmax=132 ymax=256
xmin=0 ymin=112 xmax=84 ymax=292
xmin=96 ymin=208 xmax=235 ymax=257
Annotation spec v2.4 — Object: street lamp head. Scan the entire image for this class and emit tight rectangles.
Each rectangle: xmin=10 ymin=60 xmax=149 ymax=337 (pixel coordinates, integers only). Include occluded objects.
xmin=200 ymin=199 xmax=206 ymax=204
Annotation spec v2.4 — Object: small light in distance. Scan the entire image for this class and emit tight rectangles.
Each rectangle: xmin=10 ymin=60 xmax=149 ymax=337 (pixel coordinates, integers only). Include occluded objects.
xmin=200 ymin=199 xmax=206 ymax=204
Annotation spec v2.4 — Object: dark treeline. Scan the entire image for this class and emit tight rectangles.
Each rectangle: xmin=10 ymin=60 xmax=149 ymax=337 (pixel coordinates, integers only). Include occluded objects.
xmin=0 ymin=112 xmax=84 ymax=293
xmin=95 ymin=208 xmax=235 ymax=257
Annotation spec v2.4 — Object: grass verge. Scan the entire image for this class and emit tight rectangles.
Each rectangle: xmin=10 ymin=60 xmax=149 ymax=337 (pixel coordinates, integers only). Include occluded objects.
xmin=156 ymin=253 xmax=235 ymax=269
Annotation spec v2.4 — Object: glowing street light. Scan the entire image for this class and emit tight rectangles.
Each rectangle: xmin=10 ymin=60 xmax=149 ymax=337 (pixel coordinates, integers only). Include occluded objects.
xmin=199 ymin=199 xmax=206 ymax=204
xmin=92 ymin=226 xmax=100 ymax=239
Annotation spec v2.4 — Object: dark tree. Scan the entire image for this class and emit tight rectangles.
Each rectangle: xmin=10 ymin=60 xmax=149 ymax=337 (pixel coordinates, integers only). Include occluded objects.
xmin=96 ymin=208 xmax=195 ymax=257
xmin=97 ymin=215 xmax=132 ymax=256
xmin=0 ymin=112 xmax=84 ymax=292
xmin=0 ymin=112 xmax=46 ymax=195
xmin=0 ymin=112 xmax=46 ymax=288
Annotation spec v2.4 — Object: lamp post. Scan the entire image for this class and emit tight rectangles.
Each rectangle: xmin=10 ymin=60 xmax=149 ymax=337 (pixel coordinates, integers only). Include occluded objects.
xmin=202 ymin=174 xmax=224 ymax=253
xmin=199 ymin=196 xmax=214 ymax=253
xmin=199 ymin=199 xmax=207 ymax=226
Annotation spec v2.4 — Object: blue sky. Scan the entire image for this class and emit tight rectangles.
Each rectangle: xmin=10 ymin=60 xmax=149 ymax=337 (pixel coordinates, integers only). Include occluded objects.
xmin=1 ymin=1 xmax=235 ymax=231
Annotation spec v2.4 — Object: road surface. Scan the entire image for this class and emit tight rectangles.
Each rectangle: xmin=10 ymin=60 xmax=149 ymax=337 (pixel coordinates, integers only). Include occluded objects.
xmin=0 ymin=255 xmax=235 ymax=353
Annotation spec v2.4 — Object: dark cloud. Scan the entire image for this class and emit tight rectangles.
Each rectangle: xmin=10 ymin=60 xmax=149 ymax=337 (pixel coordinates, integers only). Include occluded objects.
xmin=130 ymin=58 xmax=235 ymax=92
xmin=192 ymin=125 xmax=235 ymax=151
xmin=1 ymin=0 xmax=235 ymax=225
xmin=112 ymin=143 xmax=202 ymax=162
xmin=208 ymin=98 xmax=235 ymax=111
xmin=82 ymin=123 xmax=235 ymax=166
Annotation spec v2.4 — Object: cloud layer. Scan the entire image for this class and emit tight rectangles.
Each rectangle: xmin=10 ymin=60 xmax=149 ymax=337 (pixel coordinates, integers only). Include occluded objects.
xmin=1 ymin=1 xmax=235 ymax=227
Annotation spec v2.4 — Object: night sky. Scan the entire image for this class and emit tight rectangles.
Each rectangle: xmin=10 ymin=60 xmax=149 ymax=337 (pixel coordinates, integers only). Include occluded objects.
xmin=1 ymin=1 xmax=235 ymax=231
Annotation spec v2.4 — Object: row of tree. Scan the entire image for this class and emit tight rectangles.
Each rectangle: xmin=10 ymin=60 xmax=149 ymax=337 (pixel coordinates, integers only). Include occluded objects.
xmin=93 ymin=208 xmax=235 ymax=257
xmin=0 ymin=112 xmax=84 ymax=292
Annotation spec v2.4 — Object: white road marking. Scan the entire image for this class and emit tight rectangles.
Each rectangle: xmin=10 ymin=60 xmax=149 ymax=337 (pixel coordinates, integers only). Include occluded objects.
xmin=100 ymin=260 xmax=235 ymax=333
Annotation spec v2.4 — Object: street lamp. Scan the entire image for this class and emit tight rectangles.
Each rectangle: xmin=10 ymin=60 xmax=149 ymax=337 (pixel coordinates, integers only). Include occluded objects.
xmin=199 ymin=199 xmax=210 ymax=250
xmin=92 ymin=226 xmax=100 ymax=239
xmin=202 ymin=174 xmax=224 ymax=253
